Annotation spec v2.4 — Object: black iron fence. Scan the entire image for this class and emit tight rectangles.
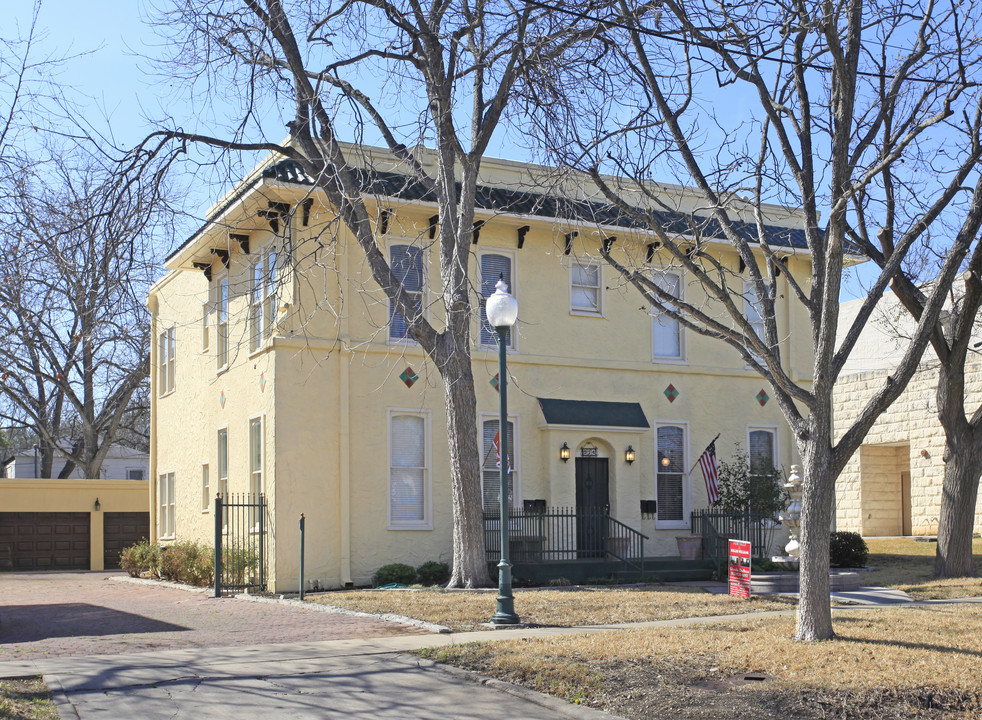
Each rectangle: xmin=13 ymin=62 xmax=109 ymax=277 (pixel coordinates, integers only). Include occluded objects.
xmin=690 ymin=509 xmax=772 ymax=576
xmin=214 ymin=493 xmax=267 ymax=596
xmin=483 ymin=506 xmax=648 ymax=573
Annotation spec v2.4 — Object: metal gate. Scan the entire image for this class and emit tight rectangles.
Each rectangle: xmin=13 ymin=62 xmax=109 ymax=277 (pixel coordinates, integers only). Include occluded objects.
xmin=214 ymin=493 xmax=267 ymax=596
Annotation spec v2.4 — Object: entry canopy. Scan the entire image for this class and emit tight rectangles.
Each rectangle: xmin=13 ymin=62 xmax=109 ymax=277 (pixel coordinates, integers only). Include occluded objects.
xmin=537 ymin=398 xmax=650 ymax=430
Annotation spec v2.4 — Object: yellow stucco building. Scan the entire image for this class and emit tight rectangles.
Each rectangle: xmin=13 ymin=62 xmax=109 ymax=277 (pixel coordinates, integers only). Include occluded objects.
xmin=148 ymin=146 xmax=812 ymax=592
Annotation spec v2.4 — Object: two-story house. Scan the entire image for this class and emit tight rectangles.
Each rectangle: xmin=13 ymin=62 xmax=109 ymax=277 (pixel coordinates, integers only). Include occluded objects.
xmin=148 ymin=145 xmax=813 ymax=593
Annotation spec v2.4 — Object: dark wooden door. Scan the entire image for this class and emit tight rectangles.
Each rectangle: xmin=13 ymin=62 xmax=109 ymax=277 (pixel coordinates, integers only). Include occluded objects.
xmin=575 ymin=458 xmax=609 ymax=558
xmin=103 ymin=512 xmax=150 ymax=569
xmin=0 ymin=512 xmax=90 ymax=571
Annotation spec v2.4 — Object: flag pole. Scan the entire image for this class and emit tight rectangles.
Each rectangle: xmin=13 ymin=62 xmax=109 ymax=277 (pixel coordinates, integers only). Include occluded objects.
xmin=688 ymin=433 xmax=721 ymax=475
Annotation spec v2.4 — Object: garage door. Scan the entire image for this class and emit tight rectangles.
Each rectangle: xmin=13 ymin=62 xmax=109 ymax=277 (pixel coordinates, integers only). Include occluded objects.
xmin=103 ymin=512 xmax=150 ymax=569
xmin=0 ymin=512 xmax=91 ymax=571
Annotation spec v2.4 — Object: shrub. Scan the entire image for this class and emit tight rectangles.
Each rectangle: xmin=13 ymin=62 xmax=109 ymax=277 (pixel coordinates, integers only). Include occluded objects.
xmin=160 ymin=540 xmax=214 ymax=586
xmin=375 ymin=563 xmax=417 ymax=586
xmin=222 ymin=546 xmax=258 ymax=586
xmin=119 ymin=539 xmax=163 ymax=578
xmin=415 ymin=561 xmax=450 ymax=586
xmin=712 ymin=447 xmax=787 ymax=518
xmin=830 ymin=531 xmax=869 ymax=568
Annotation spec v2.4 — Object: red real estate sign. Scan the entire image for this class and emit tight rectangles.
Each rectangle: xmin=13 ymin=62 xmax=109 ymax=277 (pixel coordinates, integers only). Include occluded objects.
xmin=728 ymin=539 xmax=752 ymax=599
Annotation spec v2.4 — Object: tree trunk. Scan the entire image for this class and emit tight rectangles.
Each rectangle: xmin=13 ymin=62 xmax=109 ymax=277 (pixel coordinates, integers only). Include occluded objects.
xmin=442 ymin=351 xmax=493 ymax=588
xmin=794 ymin=445 xmax=836 ymax=641
xmin=935 ymin=437 xmax=982 ymax=577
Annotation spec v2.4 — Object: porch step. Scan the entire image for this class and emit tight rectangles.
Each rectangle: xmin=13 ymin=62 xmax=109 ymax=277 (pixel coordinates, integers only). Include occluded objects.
xmin=613 ymin=558 xmax=716 ymax=583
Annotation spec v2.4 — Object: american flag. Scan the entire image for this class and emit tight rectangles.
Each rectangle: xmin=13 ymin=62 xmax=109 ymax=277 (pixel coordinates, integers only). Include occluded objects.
xmin=698 ymin=438 xmax=720 ymax=505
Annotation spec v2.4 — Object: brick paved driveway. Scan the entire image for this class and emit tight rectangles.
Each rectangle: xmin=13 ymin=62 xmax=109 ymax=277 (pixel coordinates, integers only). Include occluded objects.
xmin=0 ymin=571 xmax=423 ymax=661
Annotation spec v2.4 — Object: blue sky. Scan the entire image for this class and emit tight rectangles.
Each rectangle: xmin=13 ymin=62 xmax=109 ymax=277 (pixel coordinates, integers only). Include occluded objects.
xmin=10 ymin=0 xmax=876 ymax=297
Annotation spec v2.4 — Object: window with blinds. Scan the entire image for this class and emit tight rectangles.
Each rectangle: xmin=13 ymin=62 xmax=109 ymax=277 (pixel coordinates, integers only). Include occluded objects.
xmin=749 ymin=428 xmax=776 ymax=475
xmin=570 ymin=260 xmax=602 ymax=314
xmin=652 ymin=271 xmax=683 ymax=360
xmin=481 ymin=418 xmax=517 ymax=509
xmin=388 ymin=244 xmax=424 ymax=341
xmin=389 ymin=413 xmax=429 ymax=527
xmin=656 ymin=425 xmax=686 ymax=526
xmin=480 ymin=253 xmax=514 ymax=346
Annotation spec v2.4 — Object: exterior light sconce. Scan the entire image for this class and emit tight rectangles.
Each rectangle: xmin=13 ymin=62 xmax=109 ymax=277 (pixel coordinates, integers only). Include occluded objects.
xmin=660 ymin=455 xmax=671 ymax=468
xmin=94 ymin=498 xmax=101 ymax=511
xmin=560 ymin=442 xmax=571 ymax=463
xmin=920 ymin=449 xmax=929 ymax=459
xmin=625 ymin=446 xmax=636 ymax=465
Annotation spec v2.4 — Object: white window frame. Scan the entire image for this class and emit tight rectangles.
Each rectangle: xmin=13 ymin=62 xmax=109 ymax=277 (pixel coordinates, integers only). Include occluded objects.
xmin=653 ymin=421 xmax=691 ymax=530
xmin=249 ymin=415 xmax=264 ymax=498
xmin=201 ymin=464 xmax=210 ymax=513
xmin=387 ymin=409 xmax=432 ymax=530
xmin=158 ymin=472 xmax=175 ymax=539
xmin=387 ymin=238 xmax=427 ymax=344
xmin=216 ymin=273 xmax=229 ymax=371
xmin=217 ymin=427 xmax=229 ymax=532
xmin=478 ymin=412 xmax=522 ymax=511
xmin=478 ymin=248 xmax=518 ymax=350
xmin=743 ymin=279 xmax=766 ymax=341
xmin=250 ymin=247 xmax=278 ymax=353
xmin=158 ymin=326 xmax=176 ymax=396
xmin=748 ymin=425 xmax=779 ymax=475
xmin=651 ymin=270 xmax=686 ymax=363
xmin=569 ymin=257 xmax=603 ymax=316
xmin=201 ymin=301 xmax=211 ymax=352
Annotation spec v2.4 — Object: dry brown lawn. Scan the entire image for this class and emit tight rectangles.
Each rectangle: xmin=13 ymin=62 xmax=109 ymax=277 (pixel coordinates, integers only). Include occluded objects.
xmin=421 ymin=605 xmax=982 ymax=719
xmin=0 ymin=677 xmax=57 ymax=720
xmin=306 ymin=585 xmax=794 ymax=631
xmin=863 ymin=537 xmax=982 ymax=599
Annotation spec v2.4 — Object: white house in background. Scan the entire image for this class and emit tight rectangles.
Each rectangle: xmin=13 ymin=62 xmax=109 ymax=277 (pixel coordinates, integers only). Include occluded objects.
xmin=833 ymin=292 xmax=982 ymax=537
xmin=2 ymin=444 xmax=149 ymax=481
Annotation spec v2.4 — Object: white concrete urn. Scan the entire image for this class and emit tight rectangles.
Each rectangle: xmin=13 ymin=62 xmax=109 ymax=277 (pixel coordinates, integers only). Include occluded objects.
xmin=778 ymin=464 xmax=803 ymax=558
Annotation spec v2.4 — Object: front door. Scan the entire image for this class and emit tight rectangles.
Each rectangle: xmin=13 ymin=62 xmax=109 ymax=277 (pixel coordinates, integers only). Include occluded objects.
xmin=575 ymin=457 xmax=610 ymax=558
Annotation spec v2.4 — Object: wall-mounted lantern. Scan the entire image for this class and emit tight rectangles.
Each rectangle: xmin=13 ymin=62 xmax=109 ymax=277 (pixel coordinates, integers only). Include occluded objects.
xmin=560 ymin=442 xmax=571 ymax=463
xmin=625 ymin=446 xmax=636 ymax=465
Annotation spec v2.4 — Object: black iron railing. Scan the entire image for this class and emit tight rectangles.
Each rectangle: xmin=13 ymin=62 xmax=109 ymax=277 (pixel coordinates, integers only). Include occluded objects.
xmin=483 ymin=506 xmax=648 ymax=574
xmin=690 ymin=509 xmax=772 ymax=576
xmin=214 ymin=493 xmax=267 ymax=596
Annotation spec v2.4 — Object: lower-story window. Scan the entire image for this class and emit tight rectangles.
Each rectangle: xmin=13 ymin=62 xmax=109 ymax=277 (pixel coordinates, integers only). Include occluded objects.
xmin=388 ymin=410 xmax=431 ymax=529
xmin=159 ymin=472 xmax=175 ymax=538
xmin=656 ymin=424 xmax=687 ymax=528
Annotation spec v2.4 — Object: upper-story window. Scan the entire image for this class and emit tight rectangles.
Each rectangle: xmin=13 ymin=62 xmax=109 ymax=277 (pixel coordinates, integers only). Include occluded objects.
xmin=570 ymin=259 xmax=602 ymax=315
xmin=250 ymin=247 xmax=278 ymax=352
xmin=158 ymin=327 xmax=175 ymax=396
xmin=480 ymin=251 xmax=515 ymax=347
xmin=388 ymin=243 xmax=425 ymax=342
xmin=656 ymin=423 xmax=688 ymax=528
xmin=743 ymin=280 xmax=766 ymax=343
xmin=389 ymin=411 xmax=431 ymax=529
xmin=652 ymin=271 xmax=684 ymax=361
xmin=481 ymin=416 xmax=519 ymax=510
xmin=216 ymin=274 xmax=229 ymax=370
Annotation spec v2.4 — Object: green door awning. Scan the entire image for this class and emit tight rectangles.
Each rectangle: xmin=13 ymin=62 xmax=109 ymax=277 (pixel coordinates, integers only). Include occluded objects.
xmin=537 ymin=398 xmax=650 ymax=430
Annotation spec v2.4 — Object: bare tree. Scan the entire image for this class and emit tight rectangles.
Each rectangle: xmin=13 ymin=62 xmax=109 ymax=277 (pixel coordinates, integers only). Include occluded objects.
xmin=131 ymin=0 xmax=604 ymax=587
xmin=0 ymin=152 xmax=164 ymax=478
xmin=529 ymin=0 xmax=982 ymax=638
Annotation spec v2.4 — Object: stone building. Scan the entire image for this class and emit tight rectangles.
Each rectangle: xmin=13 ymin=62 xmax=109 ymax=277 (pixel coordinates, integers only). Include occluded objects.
xmin=833 ymin=295 xmax=982 ymax=536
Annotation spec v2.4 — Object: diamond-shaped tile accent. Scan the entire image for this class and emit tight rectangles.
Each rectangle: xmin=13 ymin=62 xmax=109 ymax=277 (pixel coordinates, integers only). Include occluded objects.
xmin=220 ymin=390 xmax=227 ymax=409
xmin=259 ymin=372 xmax=266 ymax=393
xmin=490 ymin=373 xmax=500 ymax=392
xmin=399 ymin=366 xmax=419 ymax=388
xmin=664 ymin=384 xmax=679 ymax=403
xmin=756 ymin=389 xmax=769 ymax=406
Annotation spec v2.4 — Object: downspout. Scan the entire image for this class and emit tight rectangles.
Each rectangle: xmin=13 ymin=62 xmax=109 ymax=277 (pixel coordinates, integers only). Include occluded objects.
xmin=339 ymin=236 xmax=352 ymax=586
xmin=147 ymin=291 xmax=159 ymax=543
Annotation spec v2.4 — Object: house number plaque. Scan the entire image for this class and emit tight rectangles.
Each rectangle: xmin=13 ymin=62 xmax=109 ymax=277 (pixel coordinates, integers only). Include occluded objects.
xmin=581 ymin=447 xmax=598 ymax=457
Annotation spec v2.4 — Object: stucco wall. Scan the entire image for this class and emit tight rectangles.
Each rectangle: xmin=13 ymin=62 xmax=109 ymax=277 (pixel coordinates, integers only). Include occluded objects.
xmin=834 ymin=362 xmax=982 ymax=536
xmin=151 ymin=157 xmax=812 ymax=592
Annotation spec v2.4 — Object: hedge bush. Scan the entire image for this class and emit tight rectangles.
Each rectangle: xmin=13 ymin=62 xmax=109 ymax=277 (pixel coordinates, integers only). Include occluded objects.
xmin=830 ymin=531 xmax=869 ymax=568
xmin=415 ymin=561 xmax=450 ymax=586
xmin=375 ymin=563 xmax=417 ymax=586
xmin=160 ymin=540 xmax=214 ymax=586
xmin=119 ymin=539 xmax=163 ymax=579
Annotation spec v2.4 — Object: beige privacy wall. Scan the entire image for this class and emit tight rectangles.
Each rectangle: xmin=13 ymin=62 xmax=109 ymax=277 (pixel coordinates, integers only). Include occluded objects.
xmin=834 ymin=362 xmax=982 ymax=536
